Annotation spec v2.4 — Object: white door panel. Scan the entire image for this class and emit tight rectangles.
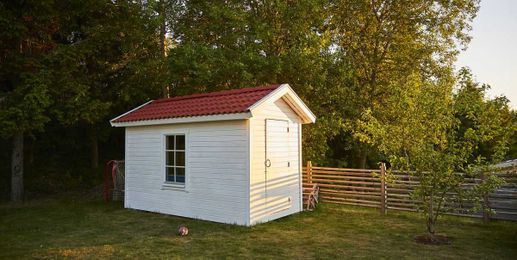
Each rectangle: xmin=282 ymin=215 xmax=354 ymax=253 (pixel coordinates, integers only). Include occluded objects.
xmin=265 ymin=119 xmax=291 ymax=215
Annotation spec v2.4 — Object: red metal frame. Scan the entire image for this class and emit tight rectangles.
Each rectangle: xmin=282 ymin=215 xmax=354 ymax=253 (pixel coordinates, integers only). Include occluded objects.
xmin=104 ymin=160 xmax=119 ymax=202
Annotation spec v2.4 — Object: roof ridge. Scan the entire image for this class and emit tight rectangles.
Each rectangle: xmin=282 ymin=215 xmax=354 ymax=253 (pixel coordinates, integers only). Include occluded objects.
xmin=111 ymin=84 xmax=285 ymax=123
xmin=154 ymin=84 xmax=280 ymax=103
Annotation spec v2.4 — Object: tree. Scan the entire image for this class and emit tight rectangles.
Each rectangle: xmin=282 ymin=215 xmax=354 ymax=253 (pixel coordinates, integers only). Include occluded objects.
xmin=162 ymin=0 xmax=483 ymax=168
xmin=454 ymin=68 xmax=516 ymax=165
xmin=356 ymin=70 xmax=511 ymax=237
xmin=330 ymin=0 xmax=480 ymax=168
xmin=167 ymin=0 xmax=348 ymax=163
xmin=0 ymin=0 xmax=165 ymax=200
xmin=0 ymin=0 xmax=59 ymax=202
xmin=39 ymin=0 xmax=164 ymax=169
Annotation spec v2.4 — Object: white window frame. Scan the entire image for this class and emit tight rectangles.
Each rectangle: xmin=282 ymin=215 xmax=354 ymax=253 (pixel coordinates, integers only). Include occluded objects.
xmin=162 ymin=131 xmax=188 ymax=190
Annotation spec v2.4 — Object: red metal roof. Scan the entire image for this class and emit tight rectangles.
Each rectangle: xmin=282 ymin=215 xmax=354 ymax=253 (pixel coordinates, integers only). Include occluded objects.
xmin=113 ymin=85 xmax=281 ymax=123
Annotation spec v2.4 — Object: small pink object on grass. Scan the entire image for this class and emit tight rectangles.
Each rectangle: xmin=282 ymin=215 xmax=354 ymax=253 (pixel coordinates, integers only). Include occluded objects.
xmin=178 ymin=226 xmax=189 ymax=236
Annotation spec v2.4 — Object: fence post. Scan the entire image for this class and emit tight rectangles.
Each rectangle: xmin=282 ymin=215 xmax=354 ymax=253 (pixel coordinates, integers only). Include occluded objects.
xmin=306 ymin=161 xmax=312 ymax=184
xmin=380 ymin=162 xmax=386 ymax=215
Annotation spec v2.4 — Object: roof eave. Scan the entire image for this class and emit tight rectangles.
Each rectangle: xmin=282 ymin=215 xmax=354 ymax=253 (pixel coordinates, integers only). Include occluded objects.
xmin=110 ymin=112 xmax=253 ymax=127
xmin=110 ymin=100 xmax=154 ymax=127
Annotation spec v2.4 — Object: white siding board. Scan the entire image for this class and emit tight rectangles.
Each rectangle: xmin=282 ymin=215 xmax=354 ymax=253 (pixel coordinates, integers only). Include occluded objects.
xmin=125 ymin=120 xmax=249 ymax=225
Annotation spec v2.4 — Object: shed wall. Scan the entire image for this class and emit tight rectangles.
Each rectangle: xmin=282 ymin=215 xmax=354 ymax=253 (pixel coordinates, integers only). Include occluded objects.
xmin=124 ymin=120 xmax=249 ymax=225
xmin=249 ymin=98 xmax=302 ymax=225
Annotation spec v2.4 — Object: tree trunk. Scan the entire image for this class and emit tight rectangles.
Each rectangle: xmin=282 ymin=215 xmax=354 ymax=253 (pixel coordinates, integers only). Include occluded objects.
xmin=11 ymin=132 xmax=24 ymax=203
xmin=358 ymin=146 xmax=368 ymax=169
xmin=427 ymin=215 xmax=435 ymax=234
xmin=159 ymin=0 xmax=168 ymax=98
xmin=481 ymin=173 xmax=490 ymax=223
xmin=159 ymin=0 xmax=166 ymax=57
xmin=427 ymin=194 xmax=435 ymax=234
xmin=90 ymin=133 xmax=99 ymax=169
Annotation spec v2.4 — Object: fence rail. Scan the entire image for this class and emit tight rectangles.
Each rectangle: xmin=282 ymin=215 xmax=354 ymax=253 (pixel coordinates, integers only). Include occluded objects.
xmin=302 ymin=161 xmax=517 ymax=221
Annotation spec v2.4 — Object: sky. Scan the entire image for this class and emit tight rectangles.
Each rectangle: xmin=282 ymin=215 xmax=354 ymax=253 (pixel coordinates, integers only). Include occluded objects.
xmin=456 ymin=0 xmax=517 ymax=109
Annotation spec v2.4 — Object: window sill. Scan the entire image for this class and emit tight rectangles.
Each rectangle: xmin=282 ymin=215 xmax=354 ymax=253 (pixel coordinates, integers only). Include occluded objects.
xmin=161 ymin=183 xmax=186 ymax=191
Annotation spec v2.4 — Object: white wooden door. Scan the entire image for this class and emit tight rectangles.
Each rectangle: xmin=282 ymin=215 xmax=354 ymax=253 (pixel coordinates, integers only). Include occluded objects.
xmin=265 ymin=119 xmax=291 ymax=214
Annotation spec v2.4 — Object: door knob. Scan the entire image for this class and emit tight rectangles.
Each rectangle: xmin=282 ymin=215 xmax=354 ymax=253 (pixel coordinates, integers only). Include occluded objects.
xmin=265 ymin=159 xmax=271 ymax=167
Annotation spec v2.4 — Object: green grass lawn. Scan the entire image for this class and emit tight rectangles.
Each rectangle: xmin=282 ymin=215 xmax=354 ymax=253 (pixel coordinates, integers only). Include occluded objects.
xmin=1 ymin=197 xmax=517 ymax=259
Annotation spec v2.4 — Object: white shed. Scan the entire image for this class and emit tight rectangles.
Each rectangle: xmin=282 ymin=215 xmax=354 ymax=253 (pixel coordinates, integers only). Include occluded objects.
xmin=110 ymin=84 xmax=316 ymax=225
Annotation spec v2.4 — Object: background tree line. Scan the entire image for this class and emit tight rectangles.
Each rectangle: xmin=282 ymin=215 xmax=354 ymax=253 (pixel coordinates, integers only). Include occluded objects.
xmin=1 ymin=0 xmax=515 ymax=202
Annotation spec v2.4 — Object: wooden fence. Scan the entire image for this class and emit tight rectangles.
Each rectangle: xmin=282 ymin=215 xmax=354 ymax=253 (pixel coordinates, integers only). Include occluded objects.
xmin=302 ymin=161 xmax=517 ymax=221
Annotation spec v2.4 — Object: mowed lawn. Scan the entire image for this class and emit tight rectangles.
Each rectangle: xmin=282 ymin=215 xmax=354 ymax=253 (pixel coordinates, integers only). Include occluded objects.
xmin=1 ymin=197 xmax=517 ymax=259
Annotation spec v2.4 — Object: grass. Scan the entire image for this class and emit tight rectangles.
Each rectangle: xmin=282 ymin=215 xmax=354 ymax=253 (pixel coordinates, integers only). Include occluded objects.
xmin=1 ymin=197 xmax=517 ymax=259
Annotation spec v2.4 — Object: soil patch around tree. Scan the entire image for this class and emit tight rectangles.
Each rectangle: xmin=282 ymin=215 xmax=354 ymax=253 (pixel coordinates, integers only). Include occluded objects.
xmin=414 ymin=233 xmax=452 ymax=245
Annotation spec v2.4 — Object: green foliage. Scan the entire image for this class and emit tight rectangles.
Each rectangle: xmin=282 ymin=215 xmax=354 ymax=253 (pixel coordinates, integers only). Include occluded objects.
xmin=0 ymin=72 xmax=52 ymax=138
xmin=165 ymin=0 xmax=483 ymax=166
xmin=47 ymin=0 xmax=163 ymax=127
xmin=327 ymin=0 xmax=480 ymax=167
xmin=1 ymin=0 xmax=482 ymax=168
xmin=507 ymin=111 xmax=517 ymax=159
xmin=0 ymin=0 xmax=164 ymax=199
xmin=1 ymin=0 xmax=164 ymax=131
xmin=166 ymin=0 xmax=348 ymax=164
xmin=356 ymin=69 xmax=512 ymax=234
xmin=1 ymin=0 xmax=164 ymax=135
xmin=466 ymin=165 xmax=506 ymax=217
xmin=2 ymin=0 xmax=514 ymax=205
xmin=0 ymin=0 xmax=58 ymax=137
xmin=454 ymin=68 xmax=516 ymax=164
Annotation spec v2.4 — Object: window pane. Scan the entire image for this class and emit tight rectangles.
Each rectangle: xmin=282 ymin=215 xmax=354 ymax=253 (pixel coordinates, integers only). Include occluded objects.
xmin=166 ymin=167 xmax=175 ymax=182
xmin=167 ymin=136 xmax=175 ymax=150
xmin=176 ymin=167 xmax=185 ymax=183
xmin=176 ymin=135 xmax=185 ymax=150
xmin=176 ymin=152 xmax=185 ymax=166
xmin=166 ymin=151 xmax=174 ymax=166
xmin=165 ymin=134 xmax=186 ymax=184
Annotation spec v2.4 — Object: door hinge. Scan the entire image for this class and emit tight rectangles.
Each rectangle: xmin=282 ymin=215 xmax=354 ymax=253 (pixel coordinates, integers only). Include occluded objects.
xmin=287 ymin=127 xmax=289 ymax=133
